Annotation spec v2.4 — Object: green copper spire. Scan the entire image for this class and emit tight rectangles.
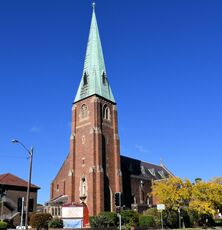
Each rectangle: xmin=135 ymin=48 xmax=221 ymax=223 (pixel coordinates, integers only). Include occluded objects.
xmin=74 ymin=3 xmax=115 ymax=103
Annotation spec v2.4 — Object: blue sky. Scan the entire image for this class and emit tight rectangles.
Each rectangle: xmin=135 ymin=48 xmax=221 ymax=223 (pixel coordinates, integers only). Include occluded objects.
xmin=0 ymin=0 xmax=222 ymax=204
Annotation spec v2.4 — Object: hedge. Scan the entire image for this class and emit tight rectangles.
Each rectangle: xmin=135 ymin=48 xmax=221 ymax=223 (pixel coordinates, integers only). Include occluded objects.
xmin=139 ymin=215 xmax=155 ymax=227
xmin=0 ymin=221 xmax=7 ymax=229
xmin=48 ymin=218 xmax=63 ymax=228
xmin=30 ymin=213 xmax=52 ymax=230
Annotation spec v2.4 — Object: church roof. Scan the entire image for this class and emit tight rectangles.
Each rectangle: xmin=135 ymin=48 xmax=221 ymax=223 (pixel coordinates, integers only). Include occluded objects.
xmin=74 ymin=3 xmax=115 ymax=103
xmin=0 ymin=173 xmax=39 ymax=189
xmin=120 ymin=155 xmax=174 ymax=181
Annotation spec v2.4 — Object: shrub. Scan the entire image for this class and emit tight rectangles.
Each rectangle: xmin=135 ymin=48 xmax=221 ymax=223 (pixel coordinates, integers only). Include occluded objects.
xmin=90 ymin=212 xmax=117 ymax=228
xmin=143 ymin=208 xmax=161 ymax=227
xmin=0 ymin=221 xmax=7 ymax=229
xmin=164 ymin=210 xmax=178 ymax=228
xmin=214 ymin=218 xmax=222 ymax=226
xmin=90 ymin=215 xmax=107 ymax=228
xmin=30 ymin=213 xmax=52 ymax=230
xmin=99 ymin=212 xmax=117 ymax=226
xmin=139 ymin=215 xmax=155 ymax=227
xmin=48 ymin=218 xmax=63 ymax=228
xmin=143 ymin=208 xmax=179 ymax=228
xmin=121 ymin=210 xmax=139 ymax=227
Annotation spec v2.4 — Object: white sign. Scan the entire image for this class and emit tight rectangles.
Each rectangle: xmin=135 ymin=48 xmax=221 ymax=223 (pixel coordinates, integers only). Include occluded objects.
xmin=157 ymin=204 xmax=165 ymax=210
xmin=62 ymin=206 xmax=83 ymax=218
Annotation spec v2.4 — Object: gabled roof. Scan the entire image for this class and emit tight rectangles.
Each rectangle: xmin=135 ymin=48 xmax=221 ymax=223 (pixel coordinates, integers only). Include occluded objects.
xmin=0 ymin=173 xmax=40 ymax=189
xmin=74 ymin=4 xmax=115 ymax=103
xmin=120 ymin=155 xmax=174 ymax=181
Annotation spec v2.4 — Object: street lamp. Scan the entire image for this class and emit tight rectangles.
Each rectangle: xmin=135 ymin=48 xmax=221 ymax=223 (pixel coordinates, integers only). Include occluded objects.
xmin=12 ymin=139 xmax=33 ymax=230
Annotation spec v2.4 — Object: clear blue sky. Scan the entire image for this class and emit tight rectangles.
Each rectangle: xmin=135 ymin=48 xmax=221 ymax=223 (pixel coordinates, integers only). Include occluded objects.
xmin=0 ymin=0 xmax=222 ymax=204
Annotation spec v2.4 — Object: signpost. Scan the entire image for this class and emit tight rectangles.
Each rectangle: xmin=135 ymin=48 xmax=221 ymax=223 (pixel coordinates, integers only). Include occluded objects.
xmin=157 ymin=204 xmax=165 ymax=230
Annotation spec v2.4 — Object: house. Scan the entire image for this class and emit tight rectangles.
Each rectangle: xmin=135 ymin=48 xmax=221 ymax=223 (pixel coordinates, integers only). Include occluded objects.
xmin=0 ymin=173 xmax=40 ymax=226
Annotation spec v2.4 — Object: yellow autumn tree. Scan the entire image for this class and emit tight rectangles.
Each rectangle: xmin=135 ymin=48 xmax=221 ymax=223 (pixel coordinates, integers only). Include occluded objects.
xmin=152 ymin=177 xmax=222 ymax=217
xmin=152 ymin=177 xmax=192 ymax=211
xmin=190 ymin=180 xmax=222 ymax=216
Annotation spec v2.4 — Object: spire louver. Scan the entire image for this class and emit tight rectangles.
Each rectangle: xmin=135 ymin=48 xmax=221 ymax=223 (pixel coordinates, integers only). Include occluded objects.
xmin=74 ymin=5 xmax=115 ymax=103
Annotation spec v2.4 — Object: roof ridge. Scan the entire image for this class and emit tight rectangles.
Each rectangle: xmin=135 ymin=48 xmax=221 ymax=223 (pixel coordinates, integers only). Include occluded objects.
xmin=0 ymin=173 xmax=10 ymax=182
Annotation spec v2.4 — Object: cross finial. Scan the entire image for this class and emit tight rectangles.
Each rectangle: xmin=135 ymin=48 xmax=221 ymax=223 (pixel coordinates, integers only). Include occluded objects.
xmin=160 ymin=157 xmax=164 ymax=166
xmin=92 ymin=2 xmax=96 ymax=11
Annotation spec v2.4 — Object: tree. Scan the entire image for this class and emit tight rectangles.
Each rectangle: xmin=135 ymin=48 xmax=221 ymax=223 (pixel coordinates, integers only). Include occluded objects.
xmin=190 ymin=180 xmax=222 ymax=216
xmin=152 ymin=177 xmax=192 ymax=211
xmin=152 ymin=176 xmax=222 ymax=227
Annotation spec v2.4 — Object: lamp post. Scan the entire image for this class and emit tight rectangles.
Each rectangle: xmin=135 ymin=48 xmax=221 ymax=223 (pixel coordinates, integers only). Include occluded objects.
xmin=12 ymin=139 xmax=33 ymax=230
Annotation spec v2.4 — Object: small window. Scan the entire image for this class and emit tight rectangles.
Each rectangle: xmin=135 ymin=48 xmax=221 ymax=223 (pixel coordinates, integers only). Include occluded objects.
xmin=148 ymin=168 xmax=156 ymax=176
xmin=102 ymin=72 xmax=106 ymax=85
xmin=103 ymin=104 xmax=111 ymax=120
xmin=83 ymin=72 xmax=88 ymax=86
xmin=82 ymin=157 xmax=85 ymax=166
xmin=158 ymin=170 xmax=166 ymax=178
xmin=56 ymin=184 xmax=59 ymax=191
xmin=81 ymin=104 xmax=88 ymax=118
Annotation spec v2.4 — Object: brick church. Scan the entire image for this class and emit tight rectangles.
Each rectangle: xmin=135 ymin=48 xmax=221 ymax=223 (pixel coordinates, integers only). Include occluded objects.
xmin=49 ymin=4 xmax=172 ymax=217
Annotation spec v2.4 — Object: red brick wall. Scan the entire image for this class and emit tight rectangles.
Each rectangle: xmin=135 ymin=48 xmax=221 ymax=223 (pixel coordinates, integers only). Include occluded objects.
xmin=51 ymin=95 xmax=122 ymax=216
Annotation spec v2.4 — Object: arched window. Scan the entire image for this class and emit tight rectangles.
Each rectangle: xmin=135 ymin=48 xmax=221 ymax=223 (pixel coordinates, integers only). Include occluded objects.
xmin=103 ymin=104 xmax=110 ymax=120
xmin=102 ymin=72 xmax=106 ymax=85
xmin=83 ymin=72 xmax=88 ymax=86
xmin=81 ymin=104 xmax=88 ymax=118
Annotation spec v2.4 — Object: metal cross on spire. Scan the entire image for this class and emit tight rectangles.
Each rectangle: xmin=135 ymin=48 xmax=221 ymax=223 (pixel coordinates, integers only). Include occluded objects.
xmin=92 ymin=2 xmax=96 ymax=11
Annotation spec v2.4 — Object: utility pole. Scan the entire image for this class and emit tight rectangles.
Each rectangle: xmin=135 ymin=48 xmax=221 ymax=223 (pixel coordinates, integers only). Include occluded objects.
xmin=20 ymin=197 xmax=25 ymax=229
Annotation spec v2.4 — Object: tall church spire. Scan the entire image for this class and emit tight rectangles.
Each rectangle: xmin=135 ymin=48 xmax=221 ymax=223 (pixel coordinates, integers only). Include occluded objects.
xmin=74 ymin=3 xmax=115 ymax=103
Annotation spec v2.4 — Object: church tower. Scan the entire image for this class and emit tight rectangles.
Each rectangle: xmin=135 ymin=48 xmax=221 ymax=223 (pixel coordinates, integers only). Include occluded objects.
xmin=51 ymin=4 xmax=122 ymax=216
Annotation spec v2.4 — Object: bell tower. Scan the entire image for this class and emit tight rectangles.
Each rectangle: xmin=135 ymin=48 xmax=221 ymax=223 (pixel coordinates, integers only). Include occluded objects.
xmin=69 ymin=3 xmax=122 ymax=216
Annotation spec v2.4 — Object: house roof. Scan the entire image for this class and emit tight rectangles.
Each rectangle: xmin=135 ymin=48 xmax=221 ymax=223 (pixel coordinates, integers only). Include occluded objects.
xmin=120 ymin=155 xmax=174 ymax=181
xmin=0 ymin=173 xmax=40 ymax=189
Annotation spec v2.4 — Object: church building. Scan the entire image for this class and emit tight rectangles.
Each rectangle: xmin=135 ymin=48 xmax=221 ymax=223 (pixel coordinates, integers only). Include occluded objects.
xmin=50 ymin=4 xmax=173 ymax=217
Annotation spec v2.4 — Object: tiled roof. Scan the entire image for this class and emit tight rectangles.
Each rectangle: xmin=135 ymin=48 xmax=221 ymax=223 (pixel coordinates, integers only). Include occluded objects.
xmin=120 ymin=155 xmax=173 ymax=180
xmin=0 ymin=173 xmax=39 ymax=189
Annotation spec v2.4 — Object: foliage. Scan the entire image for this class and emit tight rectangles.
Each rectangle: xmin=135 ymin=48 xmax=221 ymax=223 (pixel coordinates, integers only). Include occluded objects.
xmin=164 ymin=209 xmax=179 ymax=228
xmin=152 ymin=176 xmax=222 ymax=227
xmin=121 ymin=210 xmax=139 ymax=227
xmin=152 ymin=177 xmax=192 ymax=211
xmin=143 ymin=208 xmax=161 ymax=227
xmin=48 ymin=218 xmax=63 ymax=228
xmin=30 ymin=213 xmax=52 ymax=230
xmin=210 ymin=177 xmax=222 ymax=185
xmin=89 ymin=212 xmax=117 ymax=228
xmin=214 ymin=218 xmax=222 ymax=226
xmin=0 ymin=221 xmax=7 ymax=229
xmin=139 ymin=215 xmax=155 ymax=227
xmin=190 ymin=180 xmax=222 ymax=216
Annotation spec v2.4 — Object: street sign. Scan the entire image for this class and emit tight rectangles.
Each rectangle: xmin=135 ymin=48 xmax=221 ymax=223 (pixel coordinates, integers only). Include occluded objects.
xmin=157 ymin=204 xmax=165 ymax=211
